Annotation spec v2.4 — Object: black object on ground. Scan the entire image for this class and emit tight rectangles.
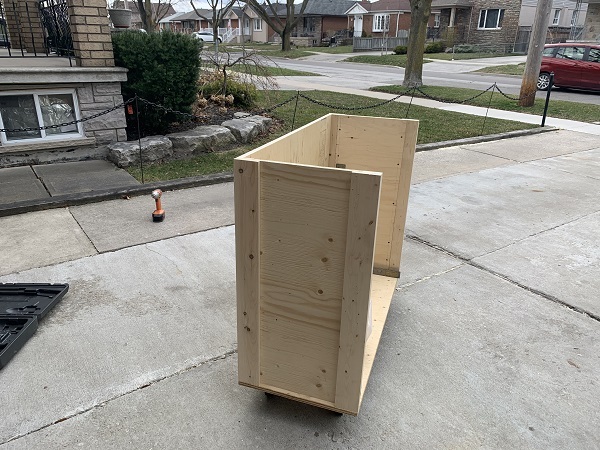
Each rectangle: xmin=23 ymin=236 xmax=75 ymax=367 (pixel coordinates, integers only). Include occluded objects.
xmin=0 ymin=283 xmax=69 ymax=369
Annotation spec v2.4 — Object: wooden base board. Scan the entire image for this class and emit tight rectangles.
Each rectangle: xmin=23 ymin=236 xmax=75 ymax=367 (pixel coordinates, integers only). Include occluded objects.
xmin=240 ymin=274 xmax=398 ymax=416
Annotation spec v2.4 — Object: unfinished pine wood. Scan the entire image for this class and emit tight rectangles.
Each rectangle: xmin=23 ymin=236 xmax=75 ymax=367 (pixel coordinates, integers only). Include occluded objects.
xmin=234 ymin=158 xmax=261 ymax=386
xmin=259 ymin=161 xmax=353 ymax=402
xmin=243 ymin=115 xmax=330 ymax=167
xmin=235 ymin=114 xmax=418 ymax=415
xmin=389 ymin=121 xmax=418 ymax=271
xmin=334 ymin=171 xmax=382 ymax=413
xmin=360 ymin=275 xmax=397 ymax=401
xmin=332 ymin=115 xmax=419 ymax=276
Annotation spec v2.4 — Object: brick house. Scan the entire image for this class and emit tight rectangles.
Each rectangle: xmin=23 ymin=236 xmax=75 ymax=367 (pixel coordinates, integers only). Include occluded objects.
xmin=346 ymin=0 xmax=438 ymax=38
xmin=0 ymin=0 xmax=128 ymax=166
xmin=431 ymin=0 xmax=522 ymax=49
xmin=266 ymin=0 xmax=353 ymax=46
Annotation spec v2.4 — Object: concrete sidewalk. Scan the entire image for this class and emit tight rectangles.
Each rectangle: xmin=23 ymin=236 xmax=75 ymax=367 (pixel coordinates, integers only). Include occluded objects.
xmin=1 ymin=129 xmax=599 ymax=449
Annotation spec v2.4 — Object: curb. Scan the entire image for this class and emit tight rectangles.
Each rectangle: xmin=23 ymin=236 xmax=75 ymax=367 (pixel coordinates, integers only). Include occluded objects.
xmin=0 ymin=127 xmax=557 ymax=218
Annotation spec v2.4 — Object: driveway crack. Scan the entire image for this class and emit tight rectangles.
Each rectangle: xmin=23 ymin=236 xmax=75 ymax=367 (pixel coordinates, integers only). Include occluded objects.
xmin=406 ymin=234 xmax=600 ymax=323
xmin=0 ymin=349 xmax=237 ymax=447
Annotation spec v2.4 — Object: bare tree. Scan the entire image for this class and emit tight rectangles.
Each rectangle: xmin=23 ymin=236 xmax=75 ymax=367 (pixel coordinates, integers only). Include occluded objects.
xmin=190 ymin=0 xmax=236 ymax=49
xmin=402 ymin=0 xmax=432 ymax=87
xmin=201 ymin=48 xmax=278 ymax=98
xmin=242 ymin=0 xmax=310 ymax=51
xmin=136 ymin=0 xmax=174 ymax=32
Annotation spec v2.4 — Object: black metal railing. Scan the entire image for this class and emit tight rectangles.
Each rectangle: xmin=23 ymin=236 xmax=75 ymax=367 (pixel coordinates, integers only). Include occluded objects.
xmin=0 ymin=0 xmax=73 ymax=63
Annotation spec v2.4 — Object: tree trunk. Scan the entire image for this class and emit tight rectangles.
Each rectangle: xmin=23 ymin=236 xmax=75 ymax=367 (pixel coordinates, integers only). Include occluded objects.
xmin=519 ymin=0 xmax=552 ymax=107
xmin=403 ymin=0 xmax=432 ymax=87
xmin=282 ymin=28 xmax=291 ymax=51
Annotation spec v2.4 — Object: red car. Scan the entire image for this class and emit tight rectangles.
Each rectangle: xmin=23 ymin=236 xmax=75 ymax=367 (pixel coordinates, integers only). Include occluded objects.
xmin=537 ymin=43 xmax=600 ymax=91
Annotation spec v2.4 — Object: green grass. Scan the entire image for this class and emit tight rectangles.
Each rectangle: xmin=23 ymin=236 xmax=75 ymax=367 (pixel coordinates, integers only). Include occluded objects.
xmin=371 ymin=85 xmax=600 ymax=123
xmin=127 ymin=149 xmax=245 ymax=182
xmin=230 ymin=65 xmax=319 ymax=76
xmin=256 ymin=49 xmax=314 ymax=59
xmin=475 ymin=63 xmax=525 ymax=76
xmin=342 ymin=54 xmax=412 ymax=67
xmin=425 ymin=52 xmax=514 ymax=60
xmin=127 ymin=89 xmax=536 ymax=182
xmin=308 ymin=45 xmax=354 ymax=54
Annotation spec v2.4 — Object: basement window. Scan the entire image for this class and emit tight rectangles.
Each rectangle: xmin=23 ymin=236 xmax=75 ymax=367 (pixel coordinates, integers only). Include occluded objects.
xmin=0 ymin=90 xmax=83 ymax=145
xmin=478 ymin=9 xmax=504 ymax=29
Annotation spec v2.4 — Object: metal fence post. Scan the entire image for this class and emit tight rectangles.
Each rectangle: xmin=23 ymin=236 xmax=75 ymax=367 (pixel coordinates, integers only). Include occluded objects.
xmin=541 ymin=72 xmax=554 ymax=127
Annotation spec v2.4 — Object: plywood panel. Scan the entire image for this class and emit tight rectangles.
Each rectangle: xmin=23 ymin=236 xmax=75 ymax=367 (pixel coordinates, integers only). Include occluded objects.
xmin=389 ymin=121 xmax=418 ymax=271
xmin=333 ymin=115 xmax=418 ymax=275
xmin=259 ymin=161 xmax=352 ymax=402
xmin=243 ymin=115 xmax=330 ymax=167
xmin=234 ymin=158 xmax=261 ymax=386
xmin=360 ymin=275 xmax=397 ymax=400
xmin=334 ymin=172 xmax=381 ymax=413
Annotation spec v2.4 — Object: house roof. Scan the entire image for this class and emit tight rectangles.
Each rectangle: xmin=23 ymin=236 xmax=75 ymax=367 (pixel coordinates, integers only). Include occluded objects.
xmin=431 ymin=0 xmax=473 ymax=8
xmin=303 ymin=0 xmax=358 ymax=16
xmin=176 ymin=9 xmax=211 ymax=21
xmin=159 ymin=11 xmax=186 ymax=23
xmin=361 ymin=0 xmax=411 ymax=13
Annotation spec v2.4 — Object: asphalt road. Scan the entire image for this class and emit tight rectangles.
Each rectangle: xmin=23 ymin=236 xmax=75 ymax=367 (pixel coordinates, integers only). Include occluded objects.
xmin=266 ymin=54 xmax=600 ymax=106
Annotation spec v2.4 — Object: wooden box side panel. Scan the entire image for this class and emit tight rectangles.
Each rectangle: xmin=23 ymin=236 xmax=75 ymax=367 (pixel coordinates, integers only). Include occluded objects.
xmin=334 ymin=171 xmax=381 ymax=413
xmin=234 ymin=158 xmax=261 ymax=387
xmin=240 ymin=115 xmax=330 ymax=167
xmin=331 ymin=115 xmax=418 ymax=275
xmin=258 ymin=161 xmax=353 ymax=403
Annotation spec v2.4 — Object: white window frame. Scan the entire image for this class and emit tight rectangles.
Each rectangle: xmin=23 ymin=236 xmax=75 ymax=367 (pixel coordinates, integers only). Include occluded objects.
xmin=434 ymin=13 xmax=440 ymax=28
xmin=0 ymin=89 xmax=84 ymax=146
xmin=477 ymin=9 xmax=504 ymax=30
xmin=253 ymin=18 xmax=262 ymax=31
xmin=552 ymin=9 xmax=560 ymax=26
xmin=372 ymin=13 xmax=390 ymax=32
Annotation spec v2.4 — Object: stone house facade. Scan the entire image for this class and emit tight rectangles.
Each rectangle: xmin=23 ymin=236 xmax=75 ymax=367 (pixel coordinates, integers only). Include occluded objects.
xmin=582 ymin=1 xmax=599 ymax=41
xmin=0 ymin=0 xmax=128 ymax=167
xmin=432 ymin=0 xmax=521 ymax=50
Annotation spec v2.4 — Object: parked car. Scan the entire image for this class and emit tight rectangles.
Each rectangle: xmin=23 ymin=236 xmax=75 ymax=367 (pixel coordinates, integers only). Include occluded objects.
xmin=537 ymin=43 xmax=600 ymax=91
xmin=192 ymin=31 xmax=222 ymax=43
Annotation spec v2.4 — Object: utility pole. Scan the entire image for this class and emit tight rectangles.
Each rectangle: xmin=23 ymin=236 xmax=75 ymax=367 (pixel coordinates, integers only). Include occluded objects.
xmin=519 ymin=0 xmax=553 ymax=106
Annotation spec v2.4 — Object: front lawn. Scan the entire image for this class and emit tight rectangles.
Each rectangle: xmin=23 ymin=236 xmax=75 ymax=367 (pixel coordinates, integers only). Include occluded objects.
xmin=475 ymin=63 xmax=526 ymax=76
xmin=342 ymin=54 xmax=412 ymax=67
xmin=371 ymin=85 xmax=600 ymax=123
xmin=127 ymin=89 xmax=535 ymax=182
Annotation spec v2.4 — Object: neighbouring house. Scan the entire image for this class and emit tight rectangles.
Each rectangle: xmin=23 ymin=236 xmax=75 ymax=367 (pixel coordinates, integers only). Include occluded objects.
xmin=431 ymin=0 xmax=522 ymax=50
xmin=264 ymin=0 xmax=353 ymax=47
xmin=0 ymin=0 xmax=128 ymax=167
xmin=113 ymin=1 xmax=176 ymax=31
xmin=238 ymin=5 xmax=269 ymax=43
xmin=346 ymin=0 xmax=439 ymax=39
xmin=581 ymin=0 xmax=600 ymax=41
xmin=159 ymin=11 xmax=186 ymax=32
xmin=519 ymin=0 xmax=588 ymax=45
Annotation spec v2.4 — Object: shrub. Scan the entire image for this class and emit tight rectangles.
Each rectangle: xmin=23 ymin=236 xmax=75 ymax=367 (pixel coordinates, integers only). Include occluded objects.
xmin=424 ymin=42 xmax=445 ymax=53
xmin=393 ymin=45 xmax=407 ymax=55
xmin=453 ymin=44 xmax=476 ymax=53
xmin=112 ymin=31 xmax=202 ymax=137
xmin=198 ymin=70 xmax=258 ymax=108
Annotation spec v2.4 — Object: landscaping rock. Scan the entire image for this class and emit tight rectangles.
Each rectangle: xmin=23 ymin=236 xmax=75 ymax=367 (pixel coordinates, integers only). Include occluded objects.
xmin=107 ymin=136 xmax=173 ymax=168
xmin=233 ymin=112 xmax=251 ymax=119
xmin=221 ymin=118 xmax=261 ymax=144
xmin=166 ymin=126 xmax=236 ymax=156
xmin=243 ymin=115 xmax=272 ymax=133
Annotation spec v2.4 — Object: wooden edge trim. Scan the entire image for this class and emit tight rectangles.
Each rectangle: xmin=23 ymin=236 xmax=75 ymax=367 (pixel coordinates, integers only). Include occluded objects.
xmin=333 ymin=171 xmax=382 ymax=413
xmin=234 ymin=158 xmax=261 ymax=387
xmin=373 ymin=267 xmax=400 ymax=278
xmin=239 ymin=382 xmax=357 ymax=416
xmin=389 ymin=120 xmax=419 ymax=271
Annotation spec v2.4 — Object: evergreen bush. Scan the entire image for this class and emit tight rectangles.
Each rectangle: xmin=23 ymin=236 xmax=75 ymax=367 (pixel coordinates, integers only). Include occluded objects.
xmin=112 ymin=31 xmax=202 ymax=137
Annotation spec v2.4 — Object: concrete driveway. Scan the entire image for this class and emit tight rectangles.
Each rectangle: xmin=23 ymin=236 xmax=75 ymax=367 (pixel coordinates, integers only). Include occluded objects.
xmin=0 ymin=130 xmax=599 ymax=449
